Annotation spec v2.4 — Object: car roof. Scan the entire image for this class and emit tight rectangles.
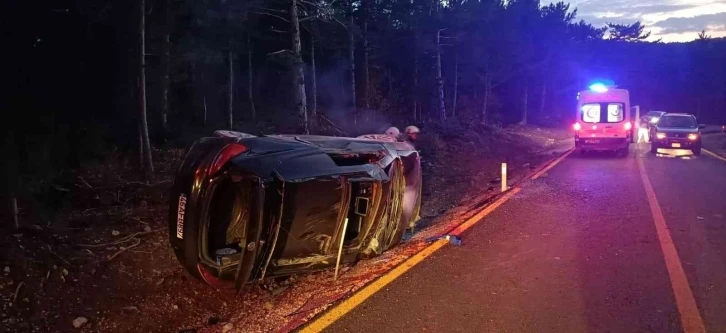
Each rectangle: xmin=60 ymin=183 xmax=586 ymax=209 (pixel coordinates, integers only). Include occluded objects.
xmin=662 ymin=113 xmax=694 ymax=117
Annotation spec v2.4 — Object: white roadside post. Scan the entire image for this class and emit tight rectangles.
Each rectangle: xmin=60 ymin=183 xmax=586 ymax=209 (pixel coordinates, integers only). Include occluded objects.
xmin=501 ymin=163 xmax=507 ymax=192
xmin=334 ymin=218 xmax=349 ymax=280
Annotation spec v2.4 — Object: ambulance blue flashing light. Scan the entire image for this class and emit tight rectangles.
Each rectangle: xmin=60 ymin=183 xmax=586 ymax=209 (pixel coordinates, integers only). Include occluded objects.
xmin=589 ymin=83 xmax=608 ymax=93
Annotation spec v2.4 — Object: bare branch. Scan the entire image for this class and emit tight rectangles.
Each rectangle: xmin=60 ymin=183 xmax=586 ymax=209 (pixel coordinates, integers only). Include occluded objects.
xmin=107 ymin=238 xmax=142 ymax=262
xmin=252 ymin=11 xmax=290 ymax=23
xmin=267 ymin=49 xmax=293 ymax=56
xmin=299 ymin=0 xmax=322 ymax=7
xmin=253 ymin=7 xmax=287 ymax=14
xmin=333 ymin=16 xmax=349 ymax=31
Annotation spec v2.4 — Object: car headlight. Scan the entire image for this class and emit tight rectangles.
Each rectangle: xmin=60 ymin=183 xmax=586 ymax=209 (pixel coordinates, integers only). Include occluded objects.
xmin=687 ymin=133 xmax=698 ymax=141
xmin=656 ymin=132 xmax=666 ymax=139
xmin=650 ymin=117 xmax=660 ymax=123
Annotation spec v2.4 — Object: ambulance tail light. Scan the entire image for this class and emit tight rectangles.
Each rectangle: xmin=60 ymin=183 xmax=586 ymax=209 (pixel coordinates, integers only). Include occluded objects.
xmin=573 ymin=122 xmax=581 ymax=131
xmin=624 ymin=121 xmax=632 ymax=131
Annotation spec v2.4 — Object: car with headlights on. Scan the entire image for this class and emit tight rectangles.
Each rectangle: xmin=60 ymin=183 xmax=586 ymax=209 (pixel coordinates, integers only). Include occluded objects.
xmin=650 ymin=113 xmax=705 ymax=155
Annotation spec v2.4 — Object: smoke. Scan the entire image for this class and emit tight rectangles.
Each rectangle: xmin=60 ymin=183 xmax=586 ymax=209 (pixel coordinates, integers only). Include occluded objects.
xmin=314 ymin=59 xmax=400 ymax=136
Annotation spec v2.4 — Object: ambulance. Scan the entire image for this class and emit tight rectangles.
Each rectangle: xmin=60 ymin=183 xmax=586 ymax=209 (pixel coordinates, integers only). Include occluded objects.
xmin=573 ymin=82 xmax=632 ymax=156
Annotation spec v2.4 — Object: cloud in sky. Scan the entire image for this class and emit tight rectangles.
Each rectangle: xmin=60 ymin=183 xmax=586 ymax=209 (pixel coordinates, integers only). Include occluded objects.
xmin=558 ymin=0 xmax=726 ymax=42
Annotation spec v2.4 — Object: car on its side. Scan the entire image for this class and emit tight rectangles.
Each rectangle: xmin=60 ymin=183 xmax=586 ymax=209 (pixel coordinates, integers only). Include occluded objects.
xmin=168 ymin=130 xmax=422 ymax=291
xmin=650 ymin=113 xmax=705 ymax=155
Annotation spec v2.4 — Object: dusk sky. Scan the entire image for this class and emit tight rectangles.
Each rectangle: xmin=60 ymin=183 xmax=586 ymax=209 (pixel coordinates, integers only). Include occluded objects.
xmin=559 ymin=0 xmax=726 ymax=42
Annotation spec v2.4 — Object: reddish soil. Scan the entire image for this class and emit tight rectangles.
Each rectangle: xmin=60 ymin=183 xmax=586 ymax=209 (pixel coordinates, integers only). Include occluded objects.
xmin=0 ymin=125 xmax=571 ymax=333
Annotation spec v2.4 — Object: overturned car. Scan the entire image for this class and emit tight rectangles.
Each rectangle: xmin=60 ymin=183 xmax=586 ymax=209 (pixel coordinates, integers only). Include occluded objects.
xmin=168 ymin=130 xmax=422 ymax=290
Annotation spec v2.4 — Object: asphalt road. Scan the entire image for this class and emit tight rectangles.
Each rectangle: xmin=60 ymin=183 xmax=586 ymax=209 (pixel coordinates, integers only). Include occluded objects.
xmin=322 ymin=143 xmax=726 ymax=333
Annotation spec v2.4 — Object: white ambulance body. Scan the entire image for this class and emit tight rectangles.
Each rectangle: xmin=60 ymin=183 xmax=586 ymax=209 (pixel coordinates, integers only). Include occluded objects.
xmin=574 ymin=85 xmax=632 ymax=155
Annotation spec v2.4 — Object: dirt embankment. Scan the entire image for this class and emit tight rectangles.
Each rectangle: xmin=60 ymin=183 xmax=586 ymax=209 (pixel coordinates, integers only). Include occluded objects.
xmin=0 ymin=125 xmax=571 ymax=333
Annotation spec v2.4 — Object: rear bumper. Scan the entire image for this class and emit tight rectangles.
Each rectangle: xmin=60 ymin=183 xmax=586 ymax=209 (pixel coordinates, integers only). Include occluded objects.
xmin=575 ymin=137 xmax=629 ymax=150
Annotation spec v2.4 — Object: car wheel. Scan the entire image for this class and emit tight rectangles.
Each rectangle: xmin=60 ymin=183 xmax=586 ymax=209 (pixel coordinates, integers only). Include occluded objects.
xmin=650 ymin=144 xmax=658 ymax=154
xmin=374 ymin=159 xmax=407 ymax=252
xmin=618 ymin=148 xmax=629 ymax=157
xmin=692 ymin=146 xmax=702 ymax=156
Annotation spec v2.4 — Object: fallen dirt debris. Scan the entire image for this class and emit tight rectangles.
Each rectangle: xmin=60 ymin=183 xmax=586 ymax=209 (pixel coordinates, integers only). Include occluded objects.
xmin=72 ymin=317 xmax=88 ymax=329
xmin=122 ymin=306 xmax=140 ymax=313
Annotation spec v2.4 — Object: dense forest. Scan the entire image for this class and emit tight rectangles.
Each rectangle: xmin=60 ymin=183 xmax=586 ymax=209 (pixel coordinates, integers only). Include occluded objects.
xmin=2 ymin=0 xmax=725 ymax=227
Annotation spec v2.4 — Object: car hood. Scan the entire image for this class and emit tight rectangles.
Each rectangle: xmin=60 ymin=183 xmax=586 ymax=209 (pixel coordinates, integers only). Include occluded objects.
xmin=655 ymin=127 xmax=698 ymax=133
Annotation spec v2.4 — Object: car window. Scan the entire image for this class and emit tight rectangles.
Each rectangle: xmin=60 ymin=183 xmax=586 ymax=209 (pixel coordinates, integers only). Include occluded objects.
xmin=607 ymin=104 xmax=624 ymax=123
xmin=581 ymin=104 xmax=600 ymax=123
xmin=657 ymin=116 xmax=697 ymax=128
xmin=581 ymin=103 xmax=624 ymax=123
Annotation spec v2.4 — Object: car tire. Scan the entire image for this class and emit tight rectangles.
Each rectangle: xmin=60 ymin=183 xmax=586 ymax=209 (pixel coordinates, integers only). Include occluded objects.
xmin=618 ymin=148 xmax=629 ymax=157
xmin=650 ymin=144 xmax=658 ymax=154
xmin=693 ymin=146 xmax=702 ymax=156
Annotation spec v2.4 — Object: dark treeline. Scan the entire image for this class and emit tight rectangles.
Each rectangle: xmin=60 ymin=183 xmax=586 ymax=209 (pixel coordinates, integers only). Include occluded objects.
xmin=2 ymin=0 xmax=725 ymax=227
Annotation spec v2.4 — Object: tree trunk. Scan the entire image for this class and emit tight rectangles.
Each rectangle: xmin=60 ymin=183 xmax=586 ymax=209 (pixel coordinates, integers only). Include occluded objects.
xmin=228 ymin=49 xmax=234 ymax=130
xmin=310 ymin=38 xmax=317 ymax=116
xmin=362 ymin=0 xmax=370 ymax=109
xmin=247 ymin=33 xmax=256 ymax=120
xmin=11 ymin=196 xmax=18 ymax=230
xmin=160 ymin=0 xmax=170 ymax=132
xmin=539 ymin=77 xmax=547 ymax=122
xmin=138 ymin=123 xmax=143 ymax=167
xmin=199 ymin=63 xmax=208 ymax=126
xmin=291 ymin=0 xmax=309 ymax=134
xmin=1 ymin=130 xmax=20 ymax=231
xmin=481 ymin=74 xmax=490 ymax=124
xmin=520 ymin=78 xmax=529 ymax=125
xmin=139 ymin=0 xmax=154 ymax=178
xmin=412 ymin=35 xmax=419 ymax=122
xmin=452 ymin=53 xmax=458 ymax=118
xmin=436 ymin=29 xmax=446 ymax=122
xmin=348 ymin=2 xmax=356 ymax=114
xmin=387 ymin=68 xmax=393 ymax=99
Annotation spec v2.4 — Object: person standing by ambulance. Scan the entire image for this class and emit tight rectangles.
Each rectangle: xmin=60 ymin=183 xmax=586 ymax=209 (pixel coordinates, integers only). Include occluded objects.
xmin=637 ymin=117 xmax=649 ymax=143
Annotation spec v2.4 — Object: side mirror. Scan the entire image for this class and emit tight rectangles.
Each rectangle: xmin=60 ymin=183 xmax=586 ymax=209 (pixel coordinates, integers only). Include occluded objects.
xmin=698 ymin=124 xmax=706 ymax=129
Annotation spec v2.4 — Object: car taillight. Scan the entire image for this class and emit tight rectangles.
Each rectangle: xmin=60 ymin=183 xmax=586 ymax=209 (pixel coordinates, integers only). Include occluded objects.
xmin=573 ymin=123 xmax=581 ymax=131
xmin=687 ymin=133 xmax=698 ymax=141
xmin=209 ymin=143 xmax=248 ymax=177
xmin=624 ymin=121 xmax=632 ymax=130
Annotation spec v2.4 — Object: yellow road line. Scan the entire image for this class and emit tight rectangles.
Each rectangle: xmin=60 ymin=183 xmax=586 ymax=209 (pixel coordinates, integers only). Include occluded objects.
xmin=302 ymin=153 xmax=573 ymax=332
xmin=449 ymin=188 xmax=521 ymax=236
xmin=531 ymin=149 xmax=573 ymax=180
xmin=300 ymin=239 xmax=448 ymax=333
xmin=301 ymin=190 xmax=521 ymax=332
xmin=703 ymin=148 xmax=726 ymax=163
xmin=637 ymin=157 xmax=706 ymax=333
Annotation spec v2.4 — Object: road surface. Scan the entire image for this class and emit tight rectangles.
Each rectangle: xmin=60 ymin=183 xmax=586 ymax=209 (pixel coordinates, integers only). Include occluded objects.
xmin=318 ymin=143 xmax=726 ymax=333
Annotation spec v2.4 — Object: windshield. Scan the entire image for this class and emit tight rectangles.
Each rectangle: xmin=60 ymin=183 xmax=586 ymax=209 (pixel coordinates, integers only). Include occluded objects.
xmin=645 ymin=111 xmax=664 ymax=118
xmin=581 ymin=103 xmax=625 ymax=123
xmin=657 ymin=116 xmax=697 ymax=128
